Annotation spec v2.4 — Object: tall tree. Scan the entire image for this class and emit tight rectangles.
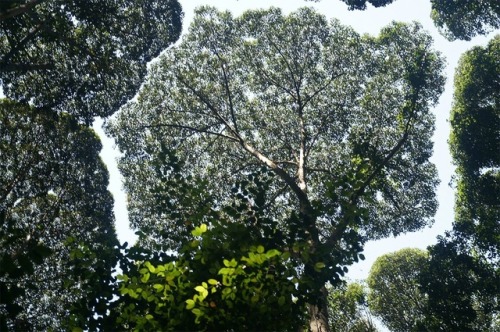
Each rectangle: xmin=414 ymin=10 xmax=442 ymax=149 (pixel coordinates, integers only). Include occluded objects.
xmin=366 ymin=248 xmax=428 ymax=332
xmin=0 ymin=100 xmax=119 ymax=330
xmin=449 ymin=35 xmax=500 ymax=256
xmin=419 ymin=35 xmax=499 ymax=331
xmin=334 ymin=0 xmax=499 ymax=41
xmin=0 ymin=0 xmax=183 ymax=124
xmin=108 ymin=7 xmax=444 ymax=331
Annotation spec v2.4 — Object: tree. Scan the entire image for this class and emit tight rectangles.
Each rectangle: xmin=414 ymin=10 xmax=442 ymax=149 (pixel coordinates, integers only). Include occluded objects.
xmin=449 ymin=35 xmax=500 ymax=257
xmin=328 ymin=281 xmax=377 ymax=331
xmin=420 ymin=238 xmax=499 ymax=331
xmin=366 ymin=248 xmax=428 ymax=331
xmin=419 ymin=35 xmax=499 ymax=332
xmin=108 ymin=7 xmax=444 ymax=331
xmin=0 ymin=0 xmax=183 ymax=124
xmin=430 ymin=0 xmax=500 ymax=41
xmin=0 ymin=100 xmax=119 ymax=330
xmin=333 ymin=0 xmax=499 ymax=41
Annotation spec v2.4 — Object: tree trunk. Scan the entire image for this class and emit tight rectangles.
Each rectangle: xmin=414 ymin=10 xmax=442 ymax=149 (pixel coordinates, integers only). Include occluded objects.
xmin=308 ymin=286 xmax=330 ymax=332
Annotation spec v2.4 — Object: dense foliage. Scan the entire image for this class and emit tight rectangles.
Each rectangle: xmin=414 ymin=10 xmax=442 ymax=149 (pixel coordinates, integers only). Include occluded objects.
xmin=0 ymin=0 xmax=183 ymax=124
xmin=0 ymin=0 xmax=183 ymax=330
xmin=335 ymin=0 xmax=499 ymax=41
xmin=0 ymin=100 xmax=119 ymax=330
xmin=108 ymin=6 xmax=444 ymax=330
xmin=420 ymin=35 xmax=499 ymax=331
xmin=367 ymin=248 xmax=428 ymax=331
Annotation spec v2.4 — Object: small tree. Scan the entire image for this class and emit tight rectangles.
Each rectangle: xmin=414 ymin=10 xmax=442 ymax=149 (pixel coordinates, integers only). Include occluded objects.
xmin=367 ymin=248 xmax=428 ymax=331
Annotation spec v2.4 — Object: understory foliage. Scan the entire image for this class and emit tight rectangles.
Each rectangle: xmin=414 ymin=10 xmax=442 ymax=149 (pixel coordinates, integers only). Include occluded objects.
xmin=109 ymin=6 xmax=444 ymax=331
xmin=116 ymin=223 xmax=306 ymax=331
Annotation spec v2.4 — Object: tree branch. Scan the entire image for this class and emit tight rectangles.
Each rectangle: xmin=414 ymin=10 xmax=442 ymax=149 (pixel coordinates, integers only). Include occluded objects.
xmin=139 ymin=123 xmax=239 ymax=142
xmin=0 ymin=0 xmax=45 ymax=21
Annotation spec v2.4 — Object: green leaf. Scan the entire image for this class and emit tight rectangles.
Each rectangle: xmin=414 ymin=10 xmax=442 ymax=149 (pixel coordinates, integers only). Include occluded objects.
xmin=315 ymin=262 xmax=326 ymax=270
xmin=186 ymin=299 xmax=195 ymax=309
xmin=195 ymin=285 xmax=206 ymax=293
xmin=153 ymin=284 xmax=164 ymax=292
xmin=257 ymin=245 xmax=265 ymax=254
xmin=141 ymin=272 xmax=150 ymax=283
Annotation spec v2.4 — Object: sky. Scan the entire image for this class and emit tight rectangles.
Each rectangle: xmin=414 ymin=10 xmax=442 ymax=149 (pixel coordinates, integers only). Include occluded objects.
xmin=94 ymin=0 xmax=498 ymax=282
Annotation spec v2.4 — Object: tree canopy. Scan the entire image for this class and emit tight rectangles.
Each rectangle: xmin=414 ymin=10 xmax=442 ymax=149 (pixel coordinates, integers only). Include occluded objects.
xmin=1 ymin=0 xmax=184 ymax=329
xmin=335 ymin=0 xmax=499 ymax=41
xmin=108 ymin=6 xmax=444 ymax=330
xmin=0 ymin=0 xmax=183 ymax=124
xmin=449 ymin=35 xmax=500 ymax=256
xmin=328 ymin=281 xmax=377 ymax=331
xmin=367 ymin=248 xmax=428 ymax=331
xmin=366 ymin=37 xmax=499 ymax=332
xmin=418 ymin=35 xmax=499 ymax=332
xmin=0 ymin=100 xmax=119 ymax=330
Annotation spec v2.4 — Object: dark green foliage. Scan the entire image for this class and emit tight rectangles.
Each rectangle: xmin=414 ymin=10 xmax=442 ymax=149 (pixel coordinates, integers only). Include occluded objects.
xmin=0 ymin=100 xmax=119 ymax=330
xmin=420 ymin=237 xmax=499 ymax=331
xmin=340 ymin=0 xmax=395 ymax=10
xmin=0 ymin=0 xmax=183 ymax=124
xmin=431 ymin=0 xmax=500 ymax=41
xmin=449 ymin=36 xmax=500 ymax=258
xmin=335 ymin=0 xmax=499 ymax=40
xmin=417 ymin=36 xmax=500 ymax=332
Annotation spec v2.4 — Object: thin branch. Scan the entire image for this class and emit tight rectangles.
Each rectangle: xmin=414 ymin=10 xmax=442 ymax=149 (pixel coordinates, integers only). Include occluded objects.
xmin=139 ymin=123 xmax=239 ymax=142
xmin=0 ymin=0 xmax=45 ymax=21
xmin=176 ymin=74 xmax=238 ymax=138
xmin=215 ymin=53 xmax=239 ymax=134
xmin=302 ymin=72 xmax=344 ymax=108
xmin=1 ymin=22 xmax=45 ymax=66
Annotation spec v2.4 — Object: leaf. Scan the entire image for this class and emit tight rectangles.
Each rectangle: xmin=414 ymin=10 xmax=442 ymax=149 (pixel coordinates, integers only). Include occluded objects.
xmin=145 ymin=261 xmax=156 ymax=273
xmin=257 ymin=245 xmax=265 ymax=254
xmin=208 ymin=279 xmax=218 ymax=285
xmin=265 ymin=249 xmax=281 ymax=258
xmin=141 ymin=272 xmax=150 ymax=283
xmin=278 ymin=296 xmax=286 ymax=306
xmin=153 ymin=284 xmax=164 ymax=292
xmin=186 ymin=299 xmax=195 ymax=309
xmin=315 ymin=262 xmax=326 ymax=270
xmin=195 ymin=285 xmax=206 ymax=293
